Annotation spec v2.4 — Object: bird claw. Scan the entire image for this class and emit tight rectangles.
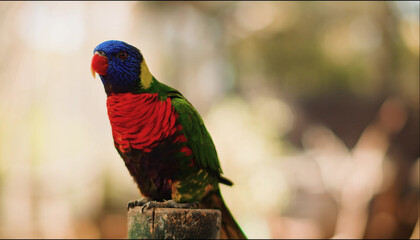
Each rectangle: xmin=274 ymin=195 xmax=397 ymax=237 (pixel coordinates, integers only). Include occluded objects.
xmin=127 ymin=198 xmax=150 ymax=210
xmin=140 ymin=199 xmax=199 ymax=213
xmin=165 ymin=199 xmax=199 ymax=209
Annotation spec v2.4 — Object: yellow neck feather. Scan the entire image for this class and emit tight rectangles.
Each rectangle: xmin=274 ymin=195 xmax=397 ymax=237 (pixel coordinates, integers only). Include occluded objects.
xmin=140 ymin=59 xmax=153 ymax=89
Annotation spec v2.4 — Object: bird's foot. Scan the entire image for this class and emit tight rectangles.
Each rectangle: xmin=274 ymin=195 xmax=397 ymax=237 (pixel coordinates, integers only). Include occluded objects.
xmin=141 ymin=199 xmax=199 ymax=213
xmin=127 ymin=198 xmax=150 ymax=210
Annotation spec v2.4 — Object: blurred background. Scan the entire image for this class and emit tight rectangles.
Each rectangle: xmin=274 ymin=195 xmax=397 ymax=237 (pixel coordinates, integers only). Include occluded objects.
xmin=0 ymin=1 xmax=418 ymax=239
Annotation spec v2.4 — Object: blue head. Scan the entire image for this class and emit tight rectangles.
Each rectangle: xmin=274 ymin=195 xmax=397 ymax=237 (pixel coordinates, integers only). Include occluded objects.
xmin=91 ymin=40 xmax=143 ymax=94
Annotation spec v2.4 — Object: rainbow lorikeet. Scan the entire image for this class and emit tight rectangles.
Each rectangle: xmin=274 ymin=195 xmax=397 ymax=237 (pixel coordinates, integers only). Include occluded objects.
xmin=91 ymin=40 xmax=246 ymax=239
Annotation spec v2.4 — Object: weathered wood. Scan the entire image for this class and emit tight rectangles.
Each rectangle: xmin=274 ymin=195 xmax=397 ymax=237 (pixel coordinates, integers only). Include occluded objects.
xmin=127 ymin=207 xmax=221 ymax=239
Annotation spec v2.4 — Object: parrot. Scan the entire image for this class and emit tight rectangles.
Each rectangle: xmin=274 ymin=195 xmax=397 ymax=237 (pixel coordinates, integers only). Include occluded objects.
xmin=91 ymin=40 xmax=246 ymax=239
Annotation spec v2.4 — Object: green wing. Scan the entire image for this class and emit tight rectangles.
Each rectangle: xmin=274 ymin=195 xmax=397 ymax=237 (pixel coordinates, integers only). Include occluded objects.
xmin=168 ymin=91 xmax=222 ymax=177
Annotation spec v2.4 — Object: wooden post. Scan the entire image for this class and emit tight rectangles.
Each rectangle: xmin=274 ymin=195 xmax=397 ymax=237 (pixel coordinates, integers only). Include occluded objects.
xmin=127 ymin=207 xmax=221 ymax=239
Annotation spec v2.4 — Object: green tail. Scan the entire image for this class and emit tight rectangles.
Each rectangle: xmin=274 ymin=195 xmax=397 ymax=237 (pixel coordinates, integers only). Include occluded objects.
xmin=199 ymin=189 xmax=247 ymax=239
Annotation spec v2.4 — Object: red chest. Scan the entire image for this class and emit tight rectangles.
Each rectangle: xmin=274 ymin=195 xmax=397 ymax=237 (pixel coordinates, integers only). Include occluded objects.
xmin=106 ymin=93 xmax=178 ymax=153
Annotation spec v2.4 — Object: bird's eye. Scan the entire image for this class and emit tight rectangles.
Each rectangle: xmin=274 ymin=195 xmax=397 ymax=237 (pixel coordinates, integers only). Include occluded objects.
xmin=117 ymin=51 xmax=128 ymax=60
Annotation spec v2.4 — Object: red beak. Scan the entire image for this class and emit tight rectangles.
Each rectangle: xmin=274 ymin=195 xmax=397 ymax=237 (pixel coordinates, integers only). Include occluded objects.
xmin=91 ymin=52 xmax=109 ymax=78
